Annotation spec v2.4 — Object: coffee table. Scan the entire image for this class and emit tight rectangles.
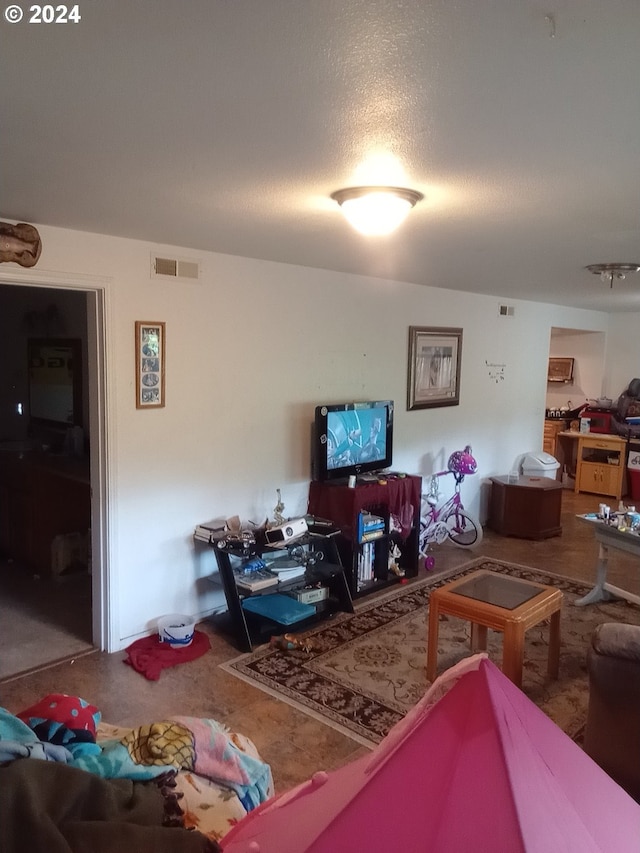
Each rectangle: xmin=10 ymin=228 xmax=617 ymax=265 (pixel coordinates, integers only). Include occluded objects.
xmin=427 ymin=569 xmax=563 ymax=688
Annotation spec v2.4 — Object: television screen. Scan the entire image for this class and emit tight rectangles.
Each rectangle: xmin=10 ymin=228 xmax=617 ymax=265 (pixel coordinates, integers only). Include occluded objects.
xmin=313 ymin=401 xmax=393 ymax=482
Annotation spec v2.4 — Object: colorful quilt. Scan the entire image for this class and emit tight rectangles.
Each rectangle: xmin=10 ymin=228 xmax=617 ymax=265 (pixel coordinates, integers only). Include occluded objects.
xmin=1 ymin=695 xmax=274 ymax=845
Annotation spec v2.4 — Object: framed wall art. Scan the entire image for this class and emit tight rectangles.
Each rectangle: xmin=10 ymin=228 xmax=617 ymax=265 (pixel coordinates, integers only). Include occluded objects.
xmin=407 ymin=326 xmax=463 ymax=410
xmin=135 ymin=321 xmax=165 ymax=409
xmin=547 ymin=357 xmax=574 ymax=383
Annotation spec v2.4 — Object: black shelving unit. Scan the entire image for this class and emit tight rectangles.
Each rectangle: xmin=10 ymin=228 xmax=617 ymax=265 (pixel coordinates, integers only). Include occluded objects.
xmin=209 ymin=531 xmax=354 ymax=652
xmin=307 ymin=475 xmax=422 ymax=598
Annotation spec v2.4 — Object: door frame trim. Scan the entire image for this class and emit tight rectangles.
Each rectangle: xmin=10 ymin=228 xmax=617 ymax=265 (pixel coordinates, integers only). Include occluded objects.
xmin=0 ymin=267 xmax=114 ymax=651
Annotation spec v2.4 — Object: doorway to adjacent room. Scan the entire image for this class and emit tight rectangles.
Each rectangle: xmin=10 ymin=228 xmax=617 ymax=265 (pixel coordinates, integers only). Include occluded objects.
xmin=0 ymin=279 xmax=107 ymax=680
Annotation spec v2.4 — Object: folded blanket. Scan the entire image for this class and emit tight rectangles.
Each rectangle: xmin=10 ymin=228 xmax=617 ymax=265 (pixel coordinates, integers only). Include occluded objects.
xmin=0 ymin=759 xmax=220 ymax=853
xmin=0 ymin=706 xmax=44 ymax=743
xmin=172 ymin=717 xmax=273 ymax=811
xmin=0 ymin=708 xmax=72 ymax=764
xmin=0 ymin=739 xmax=72 ymax=763
xmin=70 ymin=740 xmax=175 ymax=781
xmin=92 ymin=717 xmax=272 ymax=808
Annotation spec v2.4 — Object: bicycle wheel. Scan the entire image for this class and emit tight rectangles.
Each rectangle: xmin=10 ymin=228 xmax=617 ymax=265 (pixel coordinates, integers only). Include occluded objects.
xmin=420 ymin=518 xmax=448 ymax=554
xmin=445 ymin=509 xmax=483 ymax=548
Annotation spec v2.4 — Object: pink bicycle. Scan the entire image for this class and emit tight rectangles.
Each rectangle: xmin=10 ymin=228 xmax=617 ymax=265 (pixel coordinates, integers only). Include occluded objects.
xmin=419 ymin=445 xmax=482 ymax=570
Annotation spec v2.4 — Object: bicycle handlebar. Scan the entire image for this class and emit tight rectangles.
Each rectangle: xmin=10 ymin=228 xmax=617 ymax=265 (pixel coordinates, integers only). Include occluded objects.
xmin=427 ymin=469 xmax=469 ymax=490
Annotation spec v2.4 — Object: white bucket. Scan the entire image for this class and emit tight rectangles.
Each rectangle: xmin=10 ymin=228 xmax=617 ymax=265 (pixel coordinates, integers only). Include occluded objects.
xmin=157 ymin=614 xmax=195 ymax=648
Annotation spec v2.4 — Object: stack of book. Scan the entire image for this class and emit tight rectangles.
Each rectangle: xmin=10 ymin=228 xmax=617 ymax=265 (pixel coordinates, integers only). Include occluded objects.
xmin=272 ymin=565 xmax=306 ymax=584
xmin=357 ymin=511 xmax=386 ymax=543
xmin=357 ymin=540 xmax=376 ymax=587
xmin=356 ymin=512 xmax=386 ymax=589
xmin=234 ymin=569 xmax=278 ymax=593
xmin=193 ymin=518 xmax=227 ymax=543
xmin=233 ymin=557 xmax=278 ymax=593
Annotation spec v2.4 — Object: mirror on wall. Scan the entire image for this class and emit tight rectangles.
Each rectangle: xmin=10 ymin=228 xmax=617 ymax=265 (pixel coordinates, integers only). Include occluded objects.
xmin=28 ymin=338 xmax=82 ymax=427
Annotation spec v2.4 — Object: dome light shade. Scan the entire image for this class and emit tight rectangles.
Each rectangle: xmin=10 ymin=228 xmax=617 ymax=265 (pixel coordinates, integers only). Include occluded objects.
xmin=331 ymin=186 xmax=423 ymax=236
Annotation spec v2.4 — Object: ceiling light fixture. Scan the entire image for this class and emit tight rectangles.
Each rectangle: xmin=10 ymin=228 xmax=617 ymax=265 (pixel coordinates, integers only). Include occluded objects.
xmin=331 ymin=186 xmax=424 ymax=236
xmin=585 ymin=262 xmax=640 ymax=288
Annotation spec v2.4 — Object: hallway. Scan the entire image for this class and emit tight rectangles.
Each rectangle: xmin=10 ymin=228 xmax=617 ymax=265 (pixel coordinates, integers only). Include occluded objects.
xmin=0 ymin=559 xmax=94 ymax=682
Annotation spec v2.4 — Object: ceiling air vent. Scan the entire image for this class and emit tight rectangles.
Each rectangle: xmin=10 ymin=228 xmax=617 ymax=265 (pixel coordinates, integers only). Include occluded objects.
xmin=151 ymin=254 xmax=201 ymax=281
xmin=498 ymin=304 xmax=515 ymax=317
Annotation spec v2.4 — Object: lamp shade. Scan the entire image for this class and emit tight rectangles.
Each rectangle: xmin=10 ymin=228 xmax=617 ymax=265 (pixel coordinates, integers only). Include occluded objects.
xmin=331 ymin=186 xmax=423 ymax=236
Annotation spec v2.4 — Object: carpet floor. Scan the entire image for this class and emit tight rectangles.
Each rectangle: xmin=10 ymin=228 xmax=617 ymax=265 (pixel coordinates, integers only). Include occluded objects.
xmin=221 ymin=557 xmax=640 ymax=748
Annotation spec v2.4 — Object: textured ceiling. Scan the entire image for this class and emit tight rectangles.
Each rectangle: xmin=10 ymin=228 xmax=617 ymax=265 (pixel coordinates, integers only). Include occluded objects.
xmin=2 ymin=0 xmax=640 ymax=311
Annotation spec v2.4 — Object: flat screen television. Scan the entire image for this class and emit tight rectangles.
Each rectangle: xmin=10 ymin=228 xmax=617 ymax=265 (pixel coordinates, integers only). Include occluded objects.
xmin=312 ymin=400 xmax=394 ymax=482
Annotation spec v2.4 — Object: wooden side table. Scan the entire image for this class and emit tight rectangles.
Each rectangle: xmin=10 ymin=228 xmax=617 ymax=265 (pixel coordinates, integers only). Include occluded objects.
xmin=427 ymin=570 xmax=563 ymax=688
xmin=489 ymin=475 xmax=563 ymax=539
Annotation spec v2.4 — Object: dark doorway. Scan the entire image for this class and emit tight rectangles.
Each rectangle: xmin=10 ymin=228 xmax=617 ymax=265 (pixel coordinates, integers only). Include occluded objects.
xmin=0 ymin=284 xmax=94 ymax=680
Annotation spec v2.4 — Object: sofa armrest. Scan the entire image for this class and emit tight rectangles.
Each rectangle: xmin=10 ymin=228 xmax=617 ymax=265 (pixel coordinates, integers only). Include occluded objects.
xmin=591 ymin=622 xmax=640 ymax=662
xmin=585 ymin=622 xmax=640 ymax=802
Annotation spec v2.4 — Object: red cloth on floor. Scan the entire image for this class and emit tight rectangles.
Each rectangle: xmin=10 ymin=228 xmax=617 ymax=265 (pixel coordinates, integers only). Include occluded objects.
xmin=123 ymin=629 xmax=211 ymax=681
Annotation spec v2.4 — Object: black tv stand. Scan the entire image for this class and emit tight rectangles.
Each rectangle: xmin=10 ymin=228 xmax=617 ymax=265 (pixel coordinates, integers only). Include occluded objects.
xmin=208 ymin=531 xmax=354 ymax=652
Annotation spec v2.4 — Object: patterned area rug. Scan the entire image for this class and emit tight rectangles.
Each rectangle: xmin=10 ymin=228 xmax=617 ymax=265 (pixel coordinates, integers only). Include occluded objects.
xmin=220 ymin=557 xmax=640 ymax=748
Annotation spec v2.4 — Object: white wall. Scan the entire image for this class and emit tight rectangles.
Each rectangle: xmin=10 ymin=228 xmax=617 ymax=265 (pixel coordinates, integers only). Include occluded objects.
xmin=604 ymin=314 xmax=640 ymax=401
xmin=4 ymin=224 xmax=612 ymax=649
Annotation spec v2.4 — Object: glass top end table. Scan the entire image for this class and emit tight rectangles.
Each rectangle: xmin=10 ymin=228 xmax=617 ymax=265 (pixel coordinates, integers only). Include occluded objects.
xmin=452 ymin=571 xmax=544 ymax=610
xmin=427 ymin=569 xmax=563 ymax=687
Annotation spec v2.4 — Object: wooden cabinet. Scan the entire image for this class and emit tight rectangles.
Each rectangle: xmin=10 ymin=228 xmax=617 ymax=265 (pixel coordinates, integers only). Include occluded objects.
xmin=577 ymin=463 xmax=619 ymax=497
xmin=575 ymin=434 xmax=626 ymax=500
xmin=489 ymin=476 xmax=563 ymax=539
xmin=543 ymin=419 xmax=570 ymax=457
xmin=0 ymin=451 xmax=90 ymax=576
